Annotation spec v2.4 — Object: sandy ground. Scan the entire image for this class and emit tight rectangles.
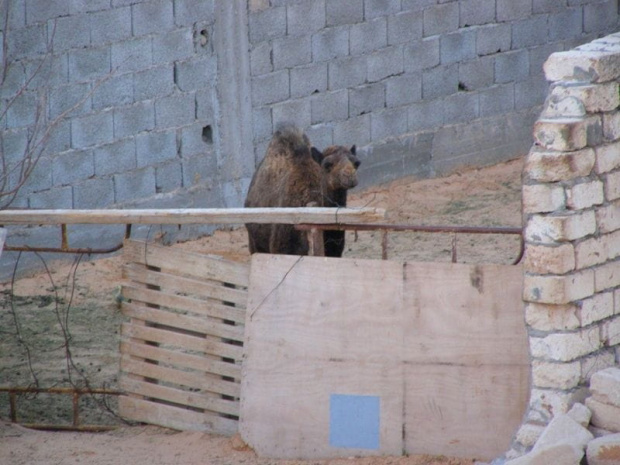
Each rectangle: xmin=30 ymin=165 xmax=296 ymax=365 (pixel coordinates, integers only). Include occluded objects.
xmin=0 ymin=157 xmax=524 ymax=465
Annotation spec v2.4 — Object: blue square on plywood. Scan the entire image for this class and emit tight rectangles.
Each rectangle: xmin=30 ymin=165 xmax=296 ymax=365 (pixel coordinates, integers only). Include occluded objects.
xmin=329 ymin=394 xmax=380 ymax=450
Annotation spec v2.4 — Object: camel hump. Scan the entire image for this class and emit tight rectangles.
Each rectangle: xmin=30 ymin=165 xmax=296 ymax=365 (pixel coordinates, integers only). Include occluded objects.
xmin=271 ymin=122 xmax=312 ymax=158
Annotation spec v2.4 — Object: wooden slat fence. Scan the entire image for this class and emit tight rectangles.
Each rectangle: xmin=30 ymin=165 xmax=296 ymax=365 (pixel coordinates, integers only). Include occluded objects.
xmin=119 ymin=239 xmax=249 ymax=435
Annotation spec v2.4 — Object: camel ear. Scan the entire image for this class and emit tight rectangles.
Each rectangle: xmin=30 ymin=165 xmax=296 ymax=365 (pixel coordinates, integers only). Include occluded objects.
xmin=350 ymin=145 xmax=356 ymax=155
xmin=311 ymin=147 xmax=323 ymax=164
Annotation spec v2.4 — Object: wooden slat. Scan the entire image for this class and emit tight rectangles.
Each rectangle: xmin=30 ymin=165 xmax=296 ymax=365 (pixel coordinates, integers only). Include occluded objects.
xmin=119 ymin=395 xmax=238 ymax=435
xmin=121 ymin=323 xmax=243 ymax=360
xmin=121 ymin=301 xmax=245 ymax=343
xmin=123 ymin=284 xmax=246 ymax=324
xmin=120 ymin=377 xmax=239 ymax=417
xmin=0 ymin=207 xmax=386 ymax=225
xmin=120 ymin=341 xmax=241 ymax=379
xmin=120 ymin=355 xmax=240 ymax=398
xmin=124 ymin=263 xmax=247 ymax=308
xmin=124 ymin=240 xmax=250 ymax=288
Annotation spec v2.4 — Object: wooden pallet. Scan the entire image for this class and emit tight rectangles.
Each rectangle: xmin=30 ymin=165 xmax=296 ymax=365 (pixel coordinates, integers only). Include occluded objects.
xmin=119 ymin=239 xmax=249 ymax=435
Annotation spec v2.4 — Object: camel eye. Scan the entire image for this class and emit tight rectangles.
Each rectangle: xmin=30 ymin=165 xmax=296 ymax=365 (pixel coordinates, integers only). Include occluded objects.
xmin=323 ymin=159 xmax=334 ymax=171
xmin=353 ymin=160 xmax=361 ymax=169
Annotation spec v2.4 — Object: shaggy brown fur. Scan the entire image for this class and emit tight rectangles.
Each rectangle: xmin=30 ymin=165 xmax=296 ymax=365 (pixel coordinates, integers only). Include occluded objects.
xmin=244 ymin=123 xmax=360 ymax=256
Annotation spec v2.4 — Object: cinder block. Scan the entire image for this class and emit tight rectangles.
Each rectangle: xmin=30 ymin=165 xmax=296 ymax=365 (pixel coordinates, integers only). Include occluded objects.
xmin=113 ymin=166 xmax=156 ymax=204
xmin=182 ymin=151 xmax=217 ymax=187
xmin=496 ymin=0 xmax=532 ymax=21
xmin=94 ymin=138 xmax=137 ymax=176
xmin=524 ymin=269 xmax=595 ymax=305
xmin=525 ymin=302 xmax=580 ymax=332
xmin=49 ymin=14 xmax=91 ymax=52
xmin=422 ymin=63 xmax=458 ymax=99
xmin=525 ymin=211 xmax=596 ymax=244
xmin=476 ymin=23 xmax=511 ymax=56
xmin=90 ymin=7 xmax=132 ymax=44
xmin=304 ymin=125 xmax=333 ymax=151
xmin=41 ymin=120 xmax=72 ymax=157
xmin=287 ymin=0 xmax=325 ymax=36
xmin=248 ymin=6 xmax=286 ymax=44
xmin=155 ymin=160 xmax=182 ymax=193
xmin=525 ymin=148 xmax=595 ymax=182
xmin=250 ymin=42 xmax=272 ymax=76
xmin=367 ymin=46 xmax=404 ymax=83
xmin=333 ymin=114 xmax=371 ymax=147
xmin=594 ymin=260 xmax=620 ymax=292
xmin=68 ymin=46 xmax=111 ymax=81
xmin=152 ymin=27 xmax=194 ymax=65
xmin=512 ymin=15 xmax=550 ymax=49
xmin=532 ymin=360 xmax=581 ymax=390
xmin=328 ymin=56 xmax=366 ymax=91
xmin=566 ymin=179 xmax=604 ymax=210
xmin=580 ymin=292 xmax=614 ymax=327
xmin=111 ymin=37 xmax=152 ymax=73
xmin=442 ymin=92 xmax=479 ymax=125
xmin=25 ymin=0 xmax=70 ymax=25
xmin=385 ymin=73 xmax=421 ymax=107
xmin=604 ymin=171 xmax=620 ymax=201
xmin=52 ymin=149 xmax=95 ymax=186
xmin=19 ymin=156 xmax=54 ymax=197
xmin=47 ymin=82 xmax=91 ymax=120
xmin=522 ymin=175 xmax=560 ymax=212
xmin=459 ymin=0 xmax=495 ymax=27
xmin=136 ymin=129 xmax=177 ymax=167
xmin=515 ymin=76 xmax=549 ymax=111
xmin=365 ymin=0 xmax=400 ymax=19
xmin=155 ymin=92 xmax=195 ymax=128
xmin=174 ymin=0 xmax=214 ymax=27
xmin=73 ymin=177 xmax=115 ymax=209
xmin=29 ymin=186 xmax=73 ymax=209
xmin=423 ymin=2 xmax=458 ymax=37
xmin=326 ymin=0 xmax=363 ymax=26
xmin=272 ymin=98 xmax=311 ymax=130
xmin=495 ymin=50 xmax=530 ymax=84
xmin=595 ymin=141 xmax=620 ymax=174
xmin=370 ymin=107 xmax=409 ymax=141
xmin=440 ymin=29 xmax=476 ymax=65
xmin=310 ymin=89 xmax=348 ymax=124
xmin=545 ymin=50 xmax=620 ymax=83
xmin=6 ymin=24 xmax=48 ymax=60
xmin=603 ymin=112 xmax=620 ymax=141
xmin=114 ymin=100 xmax=155 ymax=138
xmin=597 ymin=201 xmax=620 ymax=234
xmin=349 ymin=82 xmax=385 ymax=117
xmin=252 ymin=107 xmax=272 ymax=143
xmin=272 ymin=35 xmax=312 ymax=70
xmin=529 ymin=326 xmax=600 ymax=361
xmin=587 ymin=433 xmax=620 ymax=465
xmin=92 ymin=73 xmax=134 ymax=110
xmin=131 ymin=0 xmax=174 ymax=37
xmin=134 ymin=65 xmax=175 ymax=101
xmin=312 ymin=26 xmax=349 ymax=62
xmin=525 ymin=242 xmax=575 ymax=275
xmin=177 ymin=56 xmax=217 ymax=92
xmin=291 ymin=63 xmax=327 ymax=98
xmin=533 ymin=116 xmax=600 ymax=152
xmin=70 ymin=0 xmax=111 ymax=14
xmin=180 ymin=122 xmax=210 ymax=158
xmin=459 ymin=56 xmax=495 ymax=92
xmin=403 ymin=36 xmax=440 ymax=73
xmin=251 ymin=70 xmax=289 ymax=106
xmin=479 ymin=83 xmax=515 ymax=117
xmin=71 ymin=111 xmax=114 ymax=149
xmin=387 ymin=10 xmax=422 ymax=45
xmin=584 ymin=0 xmax=618 ymax=34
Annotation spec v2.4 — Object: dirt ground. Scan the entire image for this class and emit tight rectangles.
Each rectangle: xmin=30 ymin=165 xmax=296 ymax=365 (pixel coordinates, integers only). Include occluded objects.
xmin=0 ymin=157 xmax=524 ymax=465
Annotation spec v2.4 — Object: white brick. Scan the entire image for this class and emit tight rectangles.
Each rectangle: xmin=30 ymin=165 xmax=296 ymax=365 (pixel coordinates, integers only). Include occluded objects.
xmin=586 ymin=433 xmax=620 ymax=465
xmin=605 ymin=171 xmax=620 ymax=201
xmin=566 ymin=180 xmax=604 ymax=210
xmin=523 ymin=183 xmax=566 ymax=213
xmin=581 ymin=350 xmax=617 ymax=383
xmin=515 ymin=423 xmax=545 ymax=448
xmin=594 ymin=141 xmax=620 ymax=174
xmin=567 ymin=403 xmax=592 ymax=428
xmin=575 ymin=235 xmax=607 ymax=269
xmin=525 ymin=302 xmax=580 ymax=331
xmin=528 ymin=388 xmax=589 ymax=423
xmin=603 ymin=112 xmax=620 ymax=141
xmin=525 ymin=148 xmax=595 ymax=182
xmin=594 ymin=260 xmax=620 ymax=292
xmin=602 ymin=315 xmax=620 ymax=346
xmin=533 ymin=116 xmax=599 ymax=152
xmin=533 ymin=413 xmax=593 ymax=452
xmin=580 ymin=292 xmax=614 ymax=326
xmin=550 ymin=81 xmax=620 ymax=113
xmin=541 ymin=94 xmax=586 ymax=118
xmin=544 ymin=50 xmax=620 ymax=83
xmin=530 ymin=326 xmax=601 ymax=361
xmin=524 ymin=270 xmax=594 ymax=304
xmin=506 ymin=444 xmax=584 ymax=465
xmin=590 ymin=367 xmax=620 ymax=408
xmin=525 ymin=211 xmax=596 ymax=244
xmin=525 ymin=243 xmax=575 ymax=275
xmin=532 ymin=360 xmax=581 ymax=389
xmin=597 ymin=201 xmax=620 ymax=233
xmin=586 ymin=397 xmax=620 ymax=432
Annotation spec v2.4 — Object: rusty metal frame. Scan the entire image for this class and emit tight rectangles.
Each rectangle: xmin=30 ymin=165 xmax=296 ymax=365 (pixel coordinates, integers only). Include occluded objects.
xmin=0 ymin=386 xmax=122 ymax=432
xmin=296 ymin=223 xmax=524 ymax=264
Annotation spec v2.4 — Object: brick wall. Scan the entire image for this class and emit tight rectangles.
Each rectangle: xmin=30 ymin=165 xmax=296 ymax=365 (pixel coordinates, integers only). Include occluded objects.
xmin=513 ymin=32 xmax=620 ymax=459
xmin=1 ymin=0 xmax=619 ymax=277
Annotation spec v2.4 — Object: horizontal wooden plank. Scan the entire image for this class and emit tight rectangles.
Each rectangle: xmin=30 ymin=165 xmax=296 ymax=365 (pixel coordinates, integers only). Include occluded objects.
xmin=120 ymin=377 xmax=239 ymax=417
xmin=119 ymin=395 xmax=238 ymax=435
xmin=124 ymin=240 xmax=250 ymax=288
xmin=120 ymin=340 xmax=241 ymax=380
xmin=0 ymin=207 xmax=386 ymax=225
xmin=124 ymin=263 xmax=248 ymax=308
xmin=121 ymin=323 xmax=243 ymax=360
xmin=120 ymin=355 xmax=240 ymax=398
xmin=122 ymin=301 xmax=245 ymax=343
xmin=123 ymin=284 xmax=246 ymax=325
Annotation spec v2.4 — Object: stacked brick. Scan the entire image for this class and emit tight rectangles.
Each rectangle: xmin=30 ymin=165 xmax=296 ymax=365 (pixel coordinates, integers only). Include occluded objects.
xmin=514 ymin=32 xmax=620 ymax=459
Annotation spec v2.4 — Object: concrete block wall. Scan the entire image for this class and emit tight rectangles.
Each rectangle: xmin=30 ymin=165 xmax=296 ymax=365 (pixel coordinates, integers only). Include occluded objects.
xmin=247 ymin=0 xmax=620 ymax=188
xmin=513 ymin=32 xmax=620 ymax=460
